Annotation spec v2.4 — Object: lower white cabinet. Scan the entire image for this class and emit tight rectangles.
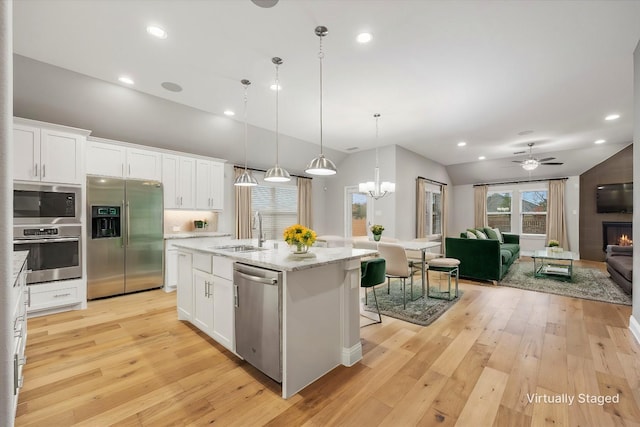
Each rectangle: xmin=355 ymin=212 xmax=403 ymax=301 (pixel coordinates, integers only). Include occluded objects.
xmin=27 ymin=278 xmax=84 ymax=315
xmin=175 ymin=249 xmax=235 ymax=352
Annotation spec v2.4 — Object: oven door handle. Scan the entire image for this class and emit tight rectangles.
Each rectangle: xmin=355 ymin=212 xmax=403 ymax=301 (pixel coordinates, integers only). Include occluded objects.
xmin=13 ymin=237 xmax=80 ymax=244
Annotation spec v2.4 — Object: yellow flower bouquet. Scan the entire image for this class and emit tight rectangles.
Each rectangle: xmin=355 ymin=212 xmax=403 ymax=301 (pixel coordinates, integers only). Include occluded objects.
xmin=283 ymin=224 xmax=317 ymax=254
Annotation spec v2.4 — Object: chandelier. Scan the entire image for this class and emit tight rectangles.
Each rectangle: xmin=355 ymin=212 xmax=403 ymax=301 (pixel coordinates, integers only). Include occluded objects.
xmin=522 ymin=158 xmax=539 ymax=171
xmin=234 ymin=79 xmax=258 ymax=187
xmin=358 ymin=114 xmax=395 ymax=199
xmin=264 ymin=57 xmax=291 ymax=182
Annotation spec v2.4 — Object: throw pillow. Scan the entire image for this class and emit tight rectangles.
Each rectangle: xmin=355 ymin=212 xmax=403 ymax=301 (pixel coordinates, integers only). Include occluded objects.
xmin=475 ymin=230 xmax=488 ymax=239
xmin=493 ymin=228 xmax=504 ymax=243
xmin=466 ymin=231 xmax=477 ymax=239
xmin=483 ymin=227 xmax=499 ymax=240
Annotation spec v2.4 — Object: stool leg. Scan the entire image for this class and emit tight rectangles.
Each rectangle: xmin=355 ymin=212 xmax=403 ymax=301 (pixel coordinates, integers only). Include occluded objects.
xmin=372 ymin=287 xmax=382 ymax=324
xmin=426 ymin=267 xmax=430 ymax=298
xmin=387 ymin=277 xmax=391 ymax=294
xmin=410 ymin=273 xmax=414 ymax=301
xmin=365 ymin=287 xmax=368 ymax=305
xmin=402 ymin=278 xmax=406 ymax=309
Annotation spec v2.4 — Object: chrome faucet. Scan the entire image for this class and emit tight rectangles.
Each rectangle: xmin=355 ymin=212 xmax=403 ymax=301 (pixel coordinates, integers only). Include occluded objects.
xmin=253 ymin=211 xmax=265 ymax=247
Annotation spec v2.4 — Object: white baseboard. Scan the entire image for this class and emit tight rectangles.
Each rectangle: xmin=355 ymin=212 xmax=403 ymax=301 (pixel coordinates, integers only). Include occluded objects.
xmin=341 ymin=343 xmax=362 ymax=367
xmin=630 ymin=315 xmax=640 ymax=345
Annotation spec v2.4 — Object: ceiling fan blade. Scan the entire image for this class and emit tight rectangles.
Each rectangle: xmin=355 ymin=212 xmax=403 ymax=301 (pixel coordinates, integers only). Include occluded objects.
xmin=512 ymin=160 xmax=525 ymax=164
xmin=537 ymin=157 xmax=555 ymax=162
xmin=513 ymin=150 xmax=526 ymax=155
xmin=541 ymin=162 xmax=564 ymax=165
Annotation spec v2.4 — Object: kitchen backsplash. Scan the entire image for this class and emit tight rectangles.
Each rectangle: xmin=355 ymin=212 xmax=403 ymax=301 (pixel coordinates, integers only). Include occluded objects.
xmin=164 ymin=210 xmax=218 ymax=233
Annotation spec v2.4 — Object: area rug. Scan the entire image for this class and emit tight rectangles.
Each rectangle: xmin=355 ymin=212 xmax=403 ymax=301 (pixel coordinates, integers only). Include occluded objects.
xmin=363 ymin=281 xmax=462 ymax=326
xmin=500 ymin=261 xmax=631 ymax=306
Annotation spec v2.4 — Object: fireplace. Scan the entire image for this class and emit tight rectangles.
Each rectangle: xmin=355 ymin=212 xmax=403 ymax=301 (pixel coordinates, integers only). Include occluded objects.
xmin=602 ymin=221 xmax=632 ymax=251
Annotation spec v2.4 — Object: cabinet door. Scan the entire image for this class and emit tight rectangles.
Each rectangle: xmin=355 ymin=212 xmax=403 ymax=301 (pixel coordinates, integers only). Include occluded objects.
xmin=13 ymin=124 xmax=41 ymax=182
xmin=195 ymin=159 xmax=212 ymax=209
xmin=165 ymin=249 xmax=178 ymax=290
xmin=162 ymin=154 xmax=179 ymax=209
xmin=212 ymin=276 xmax=235 ymax=351
xmin=40 ymin=129 xmax=84 ymax=184
xmin=127 ymin=148 xmax=161 ymax=181
xmin=210 ymin=161 xmax=225 ymax=211
xmin=178 ymin=157 xmax=196 ymax=209
xmin=193 ymin=269 xmax=214 ymax=334
xmin=177 ymin=251 xmax=193 ymax=320
xmin=87 ymin=140 xmax=126 ymax=178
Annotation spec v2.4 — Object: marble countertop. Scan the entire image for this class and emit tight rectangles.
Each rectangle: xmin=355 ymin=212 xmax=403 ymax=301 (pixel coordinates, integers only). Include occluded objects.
xmin=173 ymin=239 xmax=378 ymax=272
xmin=13 ymin=251 xmax=29 ymax=286
xmin=164 ymin=231 xmax=232 ymax=239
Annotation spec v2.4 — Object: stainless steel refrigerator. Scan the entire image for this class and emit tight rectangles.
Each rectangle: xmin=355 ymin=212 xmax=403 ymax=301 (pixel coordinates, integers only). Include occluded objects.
xmin=86 ymin=177 xmax=163 ymax=299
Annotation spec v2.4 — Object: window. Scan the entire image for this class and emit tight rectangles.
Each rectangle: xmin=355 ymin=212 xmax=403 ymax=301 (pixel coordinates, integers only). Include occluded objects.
xmin=487 ymin=191 xmax=512 ymax=232
xmin=251 ymin=182 xmax=297 ymax=241
xmin=423 ymin=184 xmax=442 ymax=236
xmin=521 ymin=190 xmax=547 ymax=234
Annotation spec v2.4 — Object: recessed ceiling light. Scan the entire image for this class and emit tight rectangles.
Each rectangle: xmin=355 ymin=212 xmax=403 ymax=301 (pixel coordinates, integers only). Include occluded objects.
xmin=146 ymin=25 xmax=167 ymax=39
xmin=457 ymin=141 xmax=467 ymax=147
xmin=118 ymin=76 xmax=134 ymax=85
xmin=605 ymin=114 xmax=620 ymax=121
xmin=223 ymin=110 xmax=235 ymax=116
xmin=478 ymin=156 xmax=486 ymax=160
xmin=161 ymin=81 xmax=182 ymax=92
xmin=594 ymin=139 xmax=606 ymax=144
xmin=270 ymin=83 xmax=282 ymax=91
xmin=356 ymin=32 xmax=372 ymax=43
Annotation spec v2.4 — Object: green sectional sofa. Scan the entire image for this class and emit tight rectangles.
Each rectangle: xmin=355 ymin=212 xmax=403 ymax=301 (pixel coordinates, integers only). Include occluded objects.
xmin=445 ymin=229 xmax=520 ymax=283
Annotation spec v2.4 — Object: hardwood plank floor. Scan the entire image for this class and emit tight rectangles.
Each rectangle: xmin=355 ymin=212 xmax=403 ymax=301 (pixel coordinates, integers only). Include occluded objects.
xmin=16 ymin=262 xmax=640 ymax=426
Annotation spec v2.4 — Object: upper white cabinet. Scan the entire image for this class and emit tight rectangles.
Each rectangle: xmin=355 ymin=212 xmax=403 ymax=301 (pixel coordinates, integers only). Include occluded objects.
xmin=196 ymin=160 xmax=225 ymax=211
xmin=86 ymin=139 xmax=161 ymax=181
xmin=162 ymin=154 xmax=196 ymax=209
xmin=14 ymin=122 xmax=86 ymax=185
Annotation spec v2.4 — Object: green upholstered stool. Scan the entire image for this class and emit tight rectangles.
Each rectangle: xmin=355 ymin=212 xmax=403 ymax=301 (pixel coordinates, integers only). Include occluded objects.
xmin=427 ymin=257 xmax=460 ymax=301
xmin=361 ymin=258 xmax=386 ymax=325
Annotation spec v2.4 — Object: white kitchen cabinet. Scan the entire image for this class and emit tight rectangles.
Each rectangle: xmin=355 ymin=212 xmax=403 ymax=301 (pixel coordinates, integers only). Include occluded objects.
xmin=162 ymin=154 xmax=196 ymax=209
xmin=212 ymin=256 xmax=235 ymax=351
xmin=196 ymin=159 xmax=225 ymax=210
xmin=193 ymin=269 xmax=215 ymax=333
xmin=87 ymin=139 xmax=161 ymax=181
xmin=27 ymin=278 xmax=84 ymax=315
xmin=14 ymin=123 xmax=85 ymax=184
xmin=11 ymin=253 xmax=28 ymax=420
xmin=177 ymin=251 xmax=193 ymax=321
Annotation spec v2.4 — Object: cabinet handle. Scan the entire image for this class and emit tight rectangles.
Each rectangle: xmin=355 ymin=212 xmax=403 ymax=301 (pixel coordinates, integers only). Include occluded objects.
xmin=42 ymin=164 xmax=46 ymax=177
xmin=26 ymin=287 xmax=31 ymax=307
xmin=34 ymin=163 xmax=38 ymax=177
xmin=234 ymin=284 xmax=239 ymax=308
xmin=180 ymin=196 xmax=183 ymax=206
xmin=122 ymin=163 xmax=124 ymax=176
xmin=53 ymin=293 xmax=71 ymax=298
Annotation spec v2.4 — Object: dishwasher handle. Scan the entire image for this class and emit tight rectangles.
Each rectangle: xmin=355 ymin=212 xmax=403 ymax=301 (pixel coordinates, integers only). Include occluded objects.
xmin=234 ymin=270 xmax=277 ymax=285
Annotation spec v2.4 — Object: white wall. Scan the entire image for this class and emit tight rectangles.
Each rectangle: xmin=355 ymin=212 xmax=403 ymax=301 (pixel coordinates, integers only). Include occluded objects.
xmin=394 ymin=146 xmax=452 ymax=241
xmin=451 ymin=177 xmax=580 ymax=256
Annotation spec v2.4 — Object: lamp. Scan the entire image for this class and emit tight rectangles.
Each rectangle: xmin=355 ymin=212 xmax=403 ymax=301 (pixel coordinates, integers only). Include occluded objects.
xmin=359 ymin=114 xmax=395 ymax=199
xmin=522 ymin=158 xmax=539 ymax=171
xmin=234 ymin=79 xmax=258 ymax=187
xmin=305 ymin=26 xmax=337 ymax=176
xmin=264 ymin=57 xmax=291 ymax=182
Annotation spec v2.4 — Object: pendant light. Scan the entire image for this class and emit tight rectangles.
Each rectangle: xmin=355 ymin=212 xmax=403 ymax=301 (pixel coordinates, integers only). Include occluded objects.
xmin=264 ymin=57 xmax=291 ymax=182
xmin=234 ymin=79 xmax=258 ymax=187
xmin=359 ymin=113 xmax=395 ymax=199
xmin=305 ymin=25 xmax=337 ymax=176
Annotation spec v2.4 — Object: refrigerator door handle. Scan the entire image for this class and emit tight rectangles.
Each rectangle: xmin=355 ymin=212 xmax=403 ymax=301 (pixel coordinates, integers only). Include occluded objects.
xmin=126 ymin=201 xmax=131 ymax=246
xmin=121 ymin=200 xmax=125 ymax=248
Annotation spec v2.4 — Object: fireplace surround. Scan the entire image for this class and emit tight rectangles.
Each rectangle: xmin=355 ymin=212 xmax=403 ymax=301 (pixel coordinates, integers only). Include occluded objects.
xmin=602 ymin=221 xmax=632 ymax=252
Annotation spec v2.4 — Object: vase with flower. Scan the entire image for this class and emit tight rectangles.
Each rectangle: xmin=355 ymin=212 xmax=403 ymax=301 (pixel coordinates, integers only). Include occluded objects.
xmin=547 ymin=239 xmax=562 ymax=252
xmin=370 ymin=224 xmax=385 ymax=242
xmin=283 ymin=224 xmax=317 ymax=254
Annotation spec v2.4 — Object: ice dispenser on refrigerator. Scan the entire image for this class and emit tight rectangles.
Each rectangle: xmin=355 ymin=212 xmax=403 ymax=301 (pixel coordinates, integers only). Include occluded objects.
xmin=91 ymin=206 xmax=121 ymax=239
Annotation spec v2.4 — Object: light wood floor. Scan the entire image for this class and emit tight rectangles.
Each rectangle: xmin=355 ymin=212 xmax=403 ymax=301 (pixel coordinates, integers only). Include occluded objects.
xmin=16 ymin=262 xmax=640 ymax=426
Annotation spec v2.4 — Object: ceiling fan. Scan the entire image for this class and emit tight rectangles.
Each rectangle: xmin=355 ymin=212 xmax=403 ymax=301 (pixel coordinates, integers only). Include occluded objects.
xmin=512 ymin=142 xmax=564 ymax=171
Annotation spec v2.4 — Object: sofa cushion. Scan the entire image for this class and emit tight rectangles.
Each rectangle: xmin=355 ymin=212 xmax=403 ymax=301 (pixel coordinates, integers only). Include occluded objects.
xmin=466 ymin=231 xmax=477 ymax=239
xmin=607 ymin=256 xmax=633 ymax=282
xmin=483 ymin=227 xmax=499 ymax=240
xmin=501 ymin=243 xmax=519 ymax=257
xmin=500 ymin=249 xmax=512 ymax=264
xmin=475 ymin=229 xmax=488 ymax=239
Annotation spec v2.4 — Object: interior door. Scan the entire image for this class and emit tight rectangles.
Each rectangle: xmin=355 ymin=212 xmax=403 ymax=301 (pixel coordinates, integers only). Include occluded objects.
xmin=345 ymin=186 xmax=373 ymax=238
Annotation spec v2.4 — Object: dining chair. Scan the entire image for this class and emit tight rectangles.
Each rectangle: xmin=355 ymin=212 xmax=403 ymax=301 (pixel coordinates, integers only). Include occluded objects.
xmin=377 ymin=242 xmax=413 ymax=309
xmin=353 ymin=239 xmax=379 ymax=250
xmin=360 ymin=258 xmax=386 ymax=325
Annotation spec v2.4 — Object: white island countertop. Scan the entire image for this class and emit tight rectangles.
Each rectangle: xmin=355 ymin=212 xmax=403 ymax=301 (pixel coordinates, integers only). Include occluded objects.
xmin=173 ymin=239 xmax=377 ymax=272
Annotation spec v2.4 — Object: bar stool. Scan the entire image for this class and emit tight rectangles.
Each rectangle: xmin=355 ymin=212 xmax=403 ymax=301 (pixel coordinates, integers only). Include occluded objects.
xmin=427 ymin=257 xmax=460 ymax=301
xmin=361 ymin=258 xmax=386 ymax=325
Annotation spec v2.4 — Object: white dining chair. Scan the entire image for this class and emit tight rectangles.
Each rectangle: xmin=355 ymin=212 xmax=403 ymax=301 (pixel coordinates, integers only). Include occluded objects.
xmin=377 ymin=242 xmax=413 ymax=309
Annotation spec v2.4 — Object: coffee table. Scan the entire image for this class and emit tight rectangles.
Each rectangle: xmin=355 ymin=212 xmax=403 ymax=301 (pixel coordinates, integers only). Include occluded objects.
xmin=531 ymin=249 xmax=577 ymax=281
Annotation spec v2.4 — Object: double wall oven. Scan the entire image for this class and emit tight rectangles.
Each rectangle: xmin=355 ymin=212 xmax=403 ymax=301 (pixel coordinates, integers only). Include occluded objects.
xmin=13 ymin=183 xmax=82 ymax=285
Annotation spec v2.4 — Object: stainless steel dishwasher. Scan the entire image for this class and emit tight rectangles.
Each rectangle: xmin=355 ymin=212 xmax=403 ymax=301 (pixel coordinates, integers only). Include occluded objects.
xmin=233 ymin=262 xmax=282 ymax=383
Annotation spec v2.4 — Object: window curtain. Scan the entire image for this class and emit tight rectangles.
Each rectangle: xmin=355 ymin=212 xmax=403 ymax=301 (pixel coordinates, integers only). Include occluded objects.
xmin=297 ymin=177 xmax=313 ymax=228
xmin=416 ymin=178 xmax=427 ymax=237
xmin=474 ymin=185 xmax=488 ymax=228
xmin=546 ymin=179 xmax=569 ymax=249
xmin=441 ymin=184 xmax=448 ymax=253
xmin=234 ymin=166 xmax=253 ymax=239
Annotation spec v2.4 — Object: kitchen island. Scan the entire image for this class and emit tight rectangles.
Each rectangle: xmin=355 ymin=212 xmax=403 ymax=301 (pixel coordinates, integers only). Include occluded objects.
xmin=173 ymin=239 xmax=377 ymax=399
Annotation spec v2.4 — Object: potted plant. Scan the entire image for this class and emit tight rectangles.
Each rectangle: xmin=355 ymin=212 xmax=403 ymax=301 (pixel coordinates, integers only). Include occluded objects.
xmin=548 ymin=239 xmax=562 ymax=252
xmin=283 ymin=224 xmax=317 ymax=254
xmin=370 ymin=224 xmax=385 ymax=241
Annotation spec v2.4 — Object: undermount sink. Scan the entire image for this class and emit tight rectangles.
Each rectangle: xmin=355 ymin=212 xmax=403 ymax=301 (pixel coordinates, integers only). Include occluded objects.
xmin=211 ymin=244 xmax=267 ymax=253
